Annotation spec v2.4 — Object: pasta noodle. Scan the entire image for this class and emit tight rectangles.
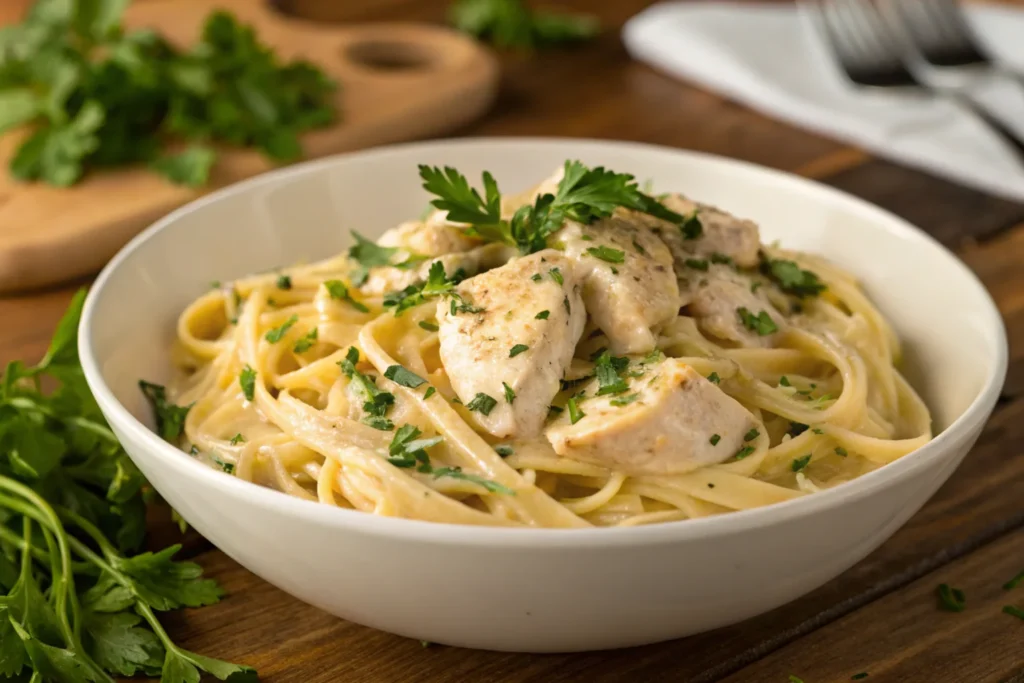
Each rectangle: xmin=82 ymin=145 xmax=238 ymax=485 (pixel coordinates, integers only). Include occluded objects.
xmin=166 ymin=168 xmax=932 ymax=529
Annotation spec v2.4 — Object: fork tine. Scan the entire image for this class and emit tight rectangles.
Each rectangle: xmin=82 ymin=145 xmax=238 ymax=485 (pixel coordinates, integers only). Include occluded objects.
xmin=919 ymin=0 xmax=982 ymax=51
xmin=830 ymin=0 xmax=901 ymax=66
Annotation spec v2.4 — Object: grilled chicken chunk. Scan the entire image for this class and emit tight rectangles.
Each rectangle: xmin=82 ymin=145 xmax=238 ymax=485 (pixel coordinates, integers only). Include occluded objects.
xmin=437 ymin=250 xmax=586 ymax=439
xmin=686 ymin=265 xmax=786 ymax=347
xmin=377 ymin=217 xmax=480 ymax=256
xmin=545 ymin=359 xmax=756 ymax=475
xmin=554 ymin=216 xmax=680 ymax=355
xmin=658 ymin=194 xmax=761 ymax=268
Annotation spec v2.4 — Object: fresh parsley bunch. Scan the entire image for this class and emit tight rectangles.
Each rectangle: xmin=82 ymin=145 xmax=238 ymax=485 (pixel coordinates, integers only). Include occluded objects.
xmin=0 ymin=291 xmax=256 ymax=682
xmin=449 ymin=0 xmax=599 ymax=49
xmin=0 ymin=0 xmax=337 ymax=188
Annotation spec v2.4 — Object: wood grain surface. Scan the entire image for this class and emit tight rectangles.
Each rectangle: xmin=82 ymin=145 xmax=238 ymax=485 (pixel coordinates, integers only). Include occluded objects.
xmin=2 ymin=1 xmax=1024 ymax=682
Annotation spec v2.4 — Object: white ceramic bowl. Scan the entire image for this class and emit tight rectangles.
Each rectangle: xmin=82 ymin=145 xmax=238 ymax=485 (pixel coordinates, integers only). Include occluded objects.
xmin=79 ymin=139 xmax=1006 ymax=653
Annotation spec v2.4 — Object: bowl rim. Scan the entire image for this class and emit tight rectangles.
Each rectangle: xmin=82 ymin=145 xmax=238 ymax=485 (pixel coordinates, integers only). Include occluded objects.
xmin=79 ymin=136 xmax=1008 ymax=548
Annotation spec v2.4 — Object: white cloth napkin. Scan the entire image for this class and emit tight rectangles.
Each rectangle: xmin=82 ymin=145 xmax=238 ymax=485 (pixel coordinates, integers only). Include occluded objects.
xmin=622 ymin=2 xmax=1024 ymax=202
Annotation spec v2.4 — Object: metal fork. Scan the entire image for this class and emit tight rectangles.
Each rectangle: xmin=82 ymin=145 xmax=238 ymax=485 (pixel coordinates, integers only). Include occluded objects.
xmin=878 ymin=0 xmax=1021 ymax=83
xmin=806 ymin=0 xmax=1024 ymax=164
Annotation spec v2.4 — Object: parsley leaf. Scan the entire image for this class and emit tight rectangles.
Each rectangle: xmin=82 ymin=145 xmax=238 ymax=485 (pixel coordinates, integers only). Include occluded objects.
xmin=503 ymin=382 xmax=516 ymax=404
xmin=586 ymin=245 xmax=625 ymax=263
xmin=431 ymin=467 xmax=515 ymax=495
xmin=150 ymin=146 xmax=215 ymax=188
xmin=383 ymin=365 xmax=427 ymax=389
xmin=339 ymin=347 xmax=396 ymax=429
xmin=680 ymin=211 xmax=703 ymax=240
xmin=610 ymin=393 xmax=639 ymax=407
xmin=737 ymin=307 xmax=778 ymax=336
xmin=791 ymin=454 xmax=812 ymax=472
xmin=549 ymin=267 xmax=564 ymax=285
xmin=466 ymin=393 xmax=498 ymax=416
xmin=138 ymin=381 xmax=191 ymax=441
xmin=324 ymin=279 xmax=369 ymax=312
xmin=383 ymin=261 xmax=461 ymax=316
xmin=292 ymin=327 xmax=318 ymax=353
xmin=567 ymin=397 xmax=585 ymax=424
xmin=264 ymin=315 xmax=298 ymax=343
xmin=239 ymin=365 xmax=256 ymax=401
xmin=419 ymin=321 xmax=439 ymax=332
xmin=707 ymin=372 xmax=721 ymax=384
xmin=593 ymin=350 xmax=629 ymax=396
xmin=763 ymin=259 xmax=826 ymax=298
xmin=685 ymin=258 xmax=708 ymax=271
xmin=734 ymin=446 xmax=755 ymax=460
xmin=936 ymin=584 xmax=966 ymax=612
xmin=535 ymin=310 xmax=550 ymax=320
xmin=509 ymin=344 xmax=529 ymax=358
xmin=709 ymin=434 xmax=721 ymax=446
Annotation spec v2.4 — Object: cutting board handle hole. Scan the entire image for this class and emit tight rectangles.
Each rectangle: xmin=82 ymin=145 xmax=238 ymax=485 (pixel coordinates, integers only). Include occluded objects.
xmin=344 ymin=40 xmax=434 ymax=72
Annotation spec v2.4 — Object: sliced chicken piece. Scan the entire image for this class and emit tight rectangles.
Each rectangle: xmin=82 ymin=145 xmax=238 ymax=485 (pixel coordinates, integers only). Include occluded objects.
xmin=360 ymin=243 xmax=515 ymax=297
xmin=625 ymin=194 xmax=762 ymax=272
xmin=437 ymin=250 xmax=586 ymax=439
xmin=555 ymin=216 xmax=680 ymax=355
xmin=686 ymin=265 xmax=786 ymax=347
xmin=377 ymin=219 xmax=480 ymax=256
xmin=546 ymin=359 xmax=756 ymax=475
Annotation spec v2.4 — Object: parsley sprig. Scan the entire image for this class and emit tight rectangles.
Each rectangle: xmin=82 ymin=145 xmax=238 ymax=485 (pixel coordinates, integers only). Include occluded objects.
xmin=763 ymin=259 xmax=826 ymax=298
xmin=386 ymin=425 xmax=513 ymax=494
xmin=449 ymin=0 xmax=599 ymax=49
xmin=339 ymin=348 xmax=395 ymax=431
xmin=2 ymin=290 xmax=256 ymax=682
xmin=0 ymin=2 xmax=336 ymax=187
xmin=418 ymin=160 xmax=684 ymax=255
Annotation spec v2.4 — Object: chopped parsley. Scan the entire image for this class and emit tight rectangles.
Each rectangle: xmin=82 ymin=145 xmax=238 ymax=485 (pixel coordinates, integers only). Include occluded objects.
xmin=594 ymin=351 xmax=630 ymax=396
xmin=812 ymin=428 xmax=824 ymax=435
xmin=563 ymin=296 xmax=571 ymax=314
xmin=384 ymin=261 xmax=459 ymax=316
xmin=535 ymin=310 xmax=550 ymax=320
xmin=549 ymin=267 xmax=564 ymax=285
xmin=229 ymin=433 xmax=246 ymax=445
xmin=531 ymin=273 xmax=543 ymax=281
xmin=632 ymin=239 xmax=647 ymax=255
xmin=685 ymin=258 xmax=709 ymax=271
xmin=788 ymin=422 xmax=809 ymax=437
xmin=211 ymin=454 xmax=235 ymax=474
xmin=779 ymin=376 xmax=792 ymax=387
xmin=387 ymin=424 xmax=442 ymax=470
xmin=324 ymin=279 xmax=369 ymax=312
xmin=467 ymin=393 xmax=498 ymax=416
xmin=1003 ymin=605 xmax=1024 ymax=621
xmin=432 ymin=467 xmax=515 ymax=495
xmin=264 ymin=315 xmax=298 ymax=343
xmin=503 ymin=382 xmax=516 ymax=404
xmin=495 ymin=445 xmax=514 ymax=457
xmin=734 ymin=446 xmax=755 ymax=460
xmin=419 ymin=320 xmax=439 ymax=332
xmin=276 ymin=274 xmax=292 ymax=290
xmin=751 ymin=281 xmax=762 ymax=293
xmin=707 ymin=372 xmax=720 ymax=384
xmin=1004 ymin=569 xmax=1024 ymax=591
xmin=743 ymin=428 xmax=759 ymax=442
xmin=586 ymin=245 xmax=626 ymax=263
xmin=384 ymin=365 xmax=427 ymax=389
xmin=239 ymin=365 xmax=257 ymax=401
xmin=851 ymin=675 xmax=869 ymax=681
xmin=709 ymin=434 xmax=721 ymax=446
xmin=348 ymin=230 xmax=424 ymax=271
xmin=567 ymin=397 xmax=585 ymax=424
xmin=139 ymin=381 xmax=192 ymax=441
xmin=610 ymin=393 xmax=640 ymax=407
xmin=710 ymin=252 xmax=733 ymax=266
xmin=763 ymin=258 xmax=826 ymax=297
xmin=835 ymin=446 xmax=848 ymax=457
xmin=681 ymin=211 xmax=702 ymax=240
xmin=937 ymin=584 xmax=966 ymax=612
xmin=293 ymin=327 xmax=319 ymax=353
xmin=340 ymin=347 xmax=395 ymax=430
xmin=509 ymin=344 xmax=529 ymax=358
xmin=424 ymin=387 xmax=436 ymax=399
xmin=791 ymin=454 xmax=812 ymax=472
xmin=737 ymin=307 xmax=778 ymax=336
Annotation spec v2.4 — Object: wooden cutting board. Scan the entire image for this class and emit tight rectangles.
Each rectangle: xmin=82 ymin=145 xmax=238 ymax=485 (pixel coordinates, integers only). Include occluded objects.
xmin=0 ymin=0 xmax=499 ymax=293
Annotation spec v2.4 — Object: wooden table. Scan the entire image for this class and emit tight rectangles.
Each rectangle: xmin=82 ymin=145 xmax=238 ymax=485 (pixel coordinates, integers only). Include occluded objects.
xmin=4 ymin=1 xmax=1024 ymax=681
